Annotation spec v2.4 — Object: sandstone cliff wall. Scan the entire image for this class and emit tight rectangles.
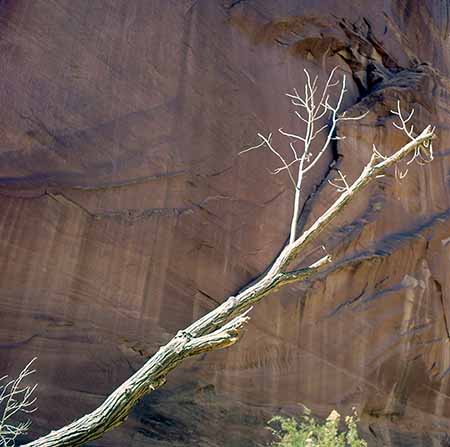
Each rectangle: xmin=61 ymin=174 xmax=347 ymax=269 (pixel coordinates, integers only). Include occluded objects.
xmin=1 ymin=1 xmax=450 ymax=446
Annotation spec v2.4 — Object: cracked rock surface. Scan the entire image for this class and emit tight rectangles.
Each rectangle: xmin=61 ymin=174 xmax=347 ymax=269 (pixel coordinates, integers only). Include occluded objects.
xmin=1 ymin=1 xmax=450 ymax=446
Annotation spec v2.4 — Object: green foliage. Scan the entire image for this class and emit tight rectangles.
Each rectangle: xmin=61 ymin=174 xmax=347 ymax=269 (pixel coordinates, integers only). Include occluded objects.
xmin=268 ymin=406 xmax=367 ymax=447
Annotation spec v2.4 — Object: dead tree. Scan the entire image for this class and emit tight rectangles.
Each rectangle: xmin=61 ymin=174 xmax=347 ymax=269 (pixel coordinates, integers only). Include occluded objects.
xmin=0 ymin=359 xmax=37 ymax=446
xmin=21 ymin=68 xmax=435 ymax=447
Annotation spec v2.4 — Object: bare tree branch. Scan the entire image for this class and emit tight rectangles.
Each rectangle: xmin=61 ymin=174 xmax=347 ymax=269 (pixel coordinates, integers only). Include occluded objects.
xmin=244 ymin=68 xmax=370 ymax=245
xmin=390 ymin=100 xmax=434 ymax=170
xmin=22 ymin=69 xmax=436 ymax=447
xmin=0 ymin=358 xmax=37 ymax=447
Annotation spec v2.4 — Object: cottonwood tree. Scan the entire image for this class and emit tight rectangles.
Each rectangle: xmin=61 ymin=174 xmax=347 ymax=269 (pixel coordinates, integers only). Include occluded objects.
xmin=16 ymin=68 xmax=434 ymax=446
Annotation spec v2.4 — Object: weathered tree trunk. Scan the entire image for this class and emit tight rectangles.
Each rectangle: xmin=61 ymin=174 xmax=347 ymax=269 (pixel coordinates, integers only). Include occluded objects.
xmin=22 ymin=126 xmax=434 ymax=447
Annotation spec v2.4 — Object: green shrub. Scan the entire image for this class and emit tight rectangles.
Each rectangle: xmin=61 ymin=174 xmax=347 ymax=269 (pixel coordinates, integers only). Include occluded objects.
xmin=268 ymin=407 xmax=367 ymax=447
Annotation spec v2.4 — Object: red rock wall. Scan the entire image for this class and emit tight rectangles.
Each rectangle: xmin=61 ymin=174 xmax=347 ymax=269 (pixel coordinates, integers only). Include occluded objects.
xmin=1 ymin=1 xmax=450 ymax=445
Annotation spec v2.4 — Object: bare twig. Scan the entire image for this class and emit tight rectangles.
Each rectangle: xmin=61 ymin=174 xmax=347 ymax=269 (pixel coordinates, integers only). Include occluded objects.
xmin=243 ymin=68 xmax=369 ymax=244
xmin=0 ymin=358 xmax=38 ymax=447
xmin=390 ymin=100 xmax=434 ymax=171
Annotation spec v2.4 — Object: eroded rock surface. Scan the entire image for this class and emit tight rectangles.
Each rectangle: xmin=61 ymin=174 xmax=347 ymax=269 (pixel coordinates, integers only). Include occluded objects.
xmin=1 ymin=1 xmax=450 ymax=446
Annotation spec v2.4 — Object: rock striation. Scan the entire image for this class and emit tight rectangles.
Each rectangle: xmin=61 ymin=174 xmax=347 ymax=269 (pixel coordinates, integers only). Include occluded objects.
xmin=1 ymin=1 xmax=450 ymax=446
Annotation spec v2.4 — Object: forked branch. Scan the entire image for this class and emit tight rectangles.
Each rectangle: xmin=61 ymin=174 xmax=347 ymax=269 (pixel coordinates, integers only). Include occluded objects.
xmin=22 ymin=70 xmax=436 ymax=447
xmin=0 ymin=358 xmax=37 ymax=447
xmin=241 ymin=68 xmax=368 ymax=244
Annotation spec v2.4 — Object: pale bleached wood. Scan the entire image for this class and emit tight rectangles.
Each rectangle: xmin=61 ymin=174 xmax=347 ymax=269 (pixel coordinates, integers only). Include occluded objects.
xmin=23 ymin=124 xmax=434 ymax=447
